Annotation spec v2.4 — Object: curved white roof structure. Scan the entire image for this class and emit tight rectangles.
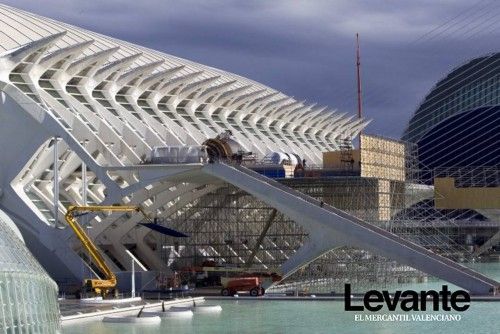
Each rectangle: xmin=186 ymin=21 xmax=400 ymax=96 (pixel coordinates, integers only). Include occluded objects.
xmin=0 ymin=4 xmax=366 ymax=164
xmin=0 ymin=4 xmax=366 ymax=286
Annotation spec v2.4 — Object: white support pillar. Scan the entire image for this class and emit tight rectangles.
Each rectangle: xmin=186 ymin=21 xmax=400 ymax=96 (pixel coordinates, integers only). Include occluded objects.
xmin=125 ymin=250 xmax=147 ymax=297
xmin=53 ymin=137 xmax=60 ymax=228
xmin=131 ymin=258 xmax=135 ymax=298
xmin=81 ymin=140 xmax=88 ymax=225
xmin=82 ymin=157 xmax=87 ymax=206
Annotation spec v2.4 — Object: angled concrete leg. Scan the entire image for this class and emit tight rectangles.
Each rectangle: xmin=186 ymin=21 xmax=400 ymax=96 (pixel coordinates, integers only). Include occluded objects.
xmin=280 ymin=236 xmax=342 ymax=279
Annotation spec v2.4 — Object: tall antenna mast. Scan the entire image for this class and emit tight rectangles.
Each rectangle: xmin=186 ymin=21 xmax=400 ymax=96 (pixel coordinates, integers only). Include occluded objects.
xmin=356 ymin=33 xmax=363 ymax=149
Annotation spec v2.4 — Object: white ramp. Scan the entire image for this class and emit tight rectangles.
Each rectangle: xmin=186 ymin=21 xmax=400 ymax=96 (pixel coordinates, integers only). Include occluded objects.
xmin=202 ymin=163 xmax=499 ymax=295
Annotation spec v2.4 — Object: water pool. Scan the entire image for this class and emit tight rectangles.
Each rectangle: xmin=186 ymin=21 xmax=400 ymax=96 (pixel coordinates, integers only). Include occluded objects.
xmin=62 ymin=263 xmax=500 ymax=334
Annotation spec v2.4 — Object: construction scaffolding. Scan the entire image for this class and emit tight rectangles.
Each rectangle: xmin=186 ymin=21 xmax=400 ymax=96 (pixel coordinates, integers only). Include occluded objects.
xmin=146 ymin=135 xmax=498 ymax=293
xmin=158 ymin=185 xmax=307 ymax=271
xmin=393 ymin=165 xmax=500 ymax=262
xmin=339 ymin=138 xmax=355 ymax=171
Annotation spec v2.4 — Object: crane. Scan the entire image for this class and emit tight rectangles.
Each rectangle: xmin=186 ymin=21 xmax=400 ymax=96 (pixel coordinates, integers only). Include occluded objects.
xmin=65 ymin=205 xmax=150 ymax=297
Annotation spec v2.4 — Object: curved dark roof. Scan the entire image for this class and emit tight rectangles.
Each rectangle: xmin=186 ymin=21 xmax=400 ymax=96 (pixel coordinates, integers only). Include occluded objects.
xmin=402 ymin=53 xmax=500 ymax=143
xmin=416 ymin=105 xmax=500 ymax=185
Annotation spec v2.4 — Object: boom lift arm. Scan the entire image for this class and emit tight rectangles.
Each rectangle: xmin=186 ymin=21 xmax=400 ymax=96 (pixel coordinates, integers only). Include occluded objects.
xmin=65 ymin=205 xmax=150 ymax=295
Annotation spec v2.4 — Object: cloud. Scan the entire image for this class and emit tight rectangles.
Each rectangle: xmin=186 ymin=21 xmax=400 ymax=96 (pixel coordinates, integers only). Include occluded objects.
xmin=2 ymin=0 xmax=499 ymax=138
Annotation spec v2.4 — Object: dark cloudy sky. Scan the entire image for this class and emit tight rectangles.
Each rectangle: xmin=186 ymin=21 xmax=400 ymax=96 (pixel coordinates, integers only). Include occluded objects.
xmin=4 ymin=0 xmax=499 ymax=138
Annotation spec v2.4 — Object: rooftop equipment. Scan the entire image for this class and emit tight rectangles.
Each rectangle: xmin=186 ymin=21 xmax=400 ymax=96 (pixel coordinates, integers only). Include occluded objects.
xmin=150 ymin=145 xmax=208 ymax=164
xmin=203 ymin=131 xmax=253 ymax=162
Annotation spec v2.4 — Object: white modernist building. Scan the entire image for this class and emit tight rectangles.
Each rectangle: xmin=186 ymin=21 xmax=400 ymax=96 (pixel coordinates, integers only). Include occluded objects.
xmin=0 ymin=5 xmax=497 ymax=295
xmin=0 ymin=4 xmax=364 ymax=284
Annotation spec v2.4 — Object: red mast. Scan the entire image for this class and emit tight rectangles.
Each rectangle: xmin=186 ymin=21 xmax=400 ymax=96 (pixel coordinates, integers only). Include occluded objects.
xmin=356 ymin=33 xmax=362 ymax=149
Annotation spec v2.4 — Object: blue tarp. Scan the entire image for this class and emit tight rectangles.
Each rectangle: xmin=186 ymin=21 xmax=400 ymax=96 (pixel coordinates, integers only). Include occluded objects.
xmin=139 ymin=223 xmax=189 ymax=238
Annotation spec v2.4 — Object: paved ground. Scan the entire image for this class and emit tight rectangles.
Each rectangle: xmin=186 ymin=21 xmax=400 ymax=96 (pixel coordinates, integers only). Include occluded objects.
xmin=59 ymin=299 xmax=151 ymax=317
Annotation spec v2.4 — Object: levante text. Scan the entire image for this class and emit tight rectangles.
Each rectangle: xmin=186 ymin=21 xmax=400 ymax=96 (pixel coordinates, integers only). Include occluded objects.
xmin=344 ymin=284 xmax=470 ymax=312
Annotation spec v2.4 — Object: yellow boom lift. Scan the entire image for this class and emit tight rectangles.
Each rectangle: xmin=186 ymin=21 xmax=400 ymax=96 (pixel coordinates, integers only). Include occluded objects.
xmin=65 ymin=205 xmax=150 ymax=296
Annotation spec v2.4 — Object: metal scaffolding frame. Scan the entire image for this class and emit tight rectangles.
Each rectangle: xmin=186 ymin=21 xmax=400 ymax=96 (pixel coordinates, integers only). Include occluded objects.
xmin=145 ymin=137 xmax=498 ymax=293
xmin=158 ymin=184 xmax=307 ymax=271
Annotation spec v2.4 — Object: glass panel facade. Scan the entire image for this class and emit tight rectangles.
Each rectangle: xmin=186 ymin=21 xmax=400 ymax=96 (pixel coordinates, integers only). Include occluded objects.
xmin=0 ymin=210 xmax=60 ymax=333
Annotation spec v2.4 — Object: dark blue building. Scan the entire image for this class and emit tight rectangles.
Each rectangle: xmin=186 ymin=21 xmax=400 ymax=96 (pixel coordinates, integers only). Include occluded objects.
xmin=402 ymin=53 xmax=499 ymax=182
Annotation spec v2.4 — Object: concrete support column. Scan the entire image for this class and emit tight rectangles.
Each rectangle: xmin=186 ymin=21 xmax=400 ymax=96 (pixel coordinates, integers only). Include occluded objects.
xmin=53 ymin=137 xmax=60 ymax=228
